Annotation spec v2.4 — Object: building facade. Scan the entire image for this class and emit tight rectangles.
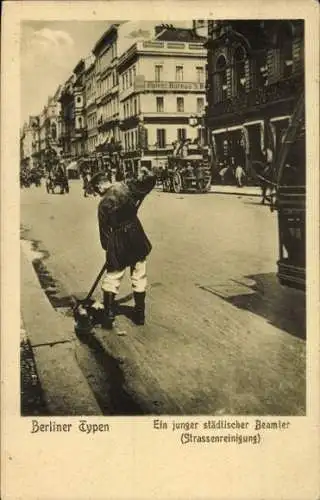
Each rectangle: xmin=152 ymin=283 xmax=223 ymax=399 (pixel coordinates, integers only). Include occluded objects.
xmin=71 ymin=59 xmax=87 ymax=157
xmin=93 ymin=24 xmax=121 ymax=164
xmin=205 ymin=20 xmax=304 ymax=174
xmin=84 ymin=56 xmax=97 ymax=154
xmin=20 ymin=116 xmax=39 ymax=168
xmin=117 ymin=25 xmax=207 ymax=172
xmin=59 ymin=75 xmax=75 ymax=159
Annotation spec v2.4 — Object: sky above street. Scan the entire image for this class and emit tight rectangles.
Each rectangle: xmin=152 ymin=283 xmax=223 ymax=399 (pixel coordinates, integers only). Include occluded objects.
xmin=21 ymin=20 xmax=192 ymax=125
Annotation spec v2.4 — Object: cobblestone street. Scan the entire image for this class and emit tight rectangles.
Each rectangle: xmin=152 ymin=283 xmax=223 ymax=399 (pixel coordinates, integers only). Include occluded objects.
xmin=20 ymin=181 xmax=306 ymax=415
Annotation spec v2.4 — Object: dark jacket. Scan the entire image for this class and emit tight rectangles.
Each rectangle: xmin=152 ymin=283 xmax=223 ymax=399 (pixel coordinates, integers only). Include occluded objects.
xmin=98 ymin=173 xmax=156 ymax=271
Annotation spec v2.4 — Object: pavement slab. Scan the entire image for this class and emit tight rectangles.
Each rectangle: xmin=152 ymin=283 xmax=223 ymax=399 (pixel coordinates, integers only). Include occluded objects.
xmin=21 ymin=246 xmax=101 ymax=415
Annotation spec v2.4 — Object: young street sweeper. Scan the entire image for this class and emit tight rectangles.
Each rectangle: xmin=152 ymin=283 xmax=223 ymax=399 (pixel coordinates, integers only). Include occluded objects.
xmin=90 ymin=166 xmax=157 ymax=327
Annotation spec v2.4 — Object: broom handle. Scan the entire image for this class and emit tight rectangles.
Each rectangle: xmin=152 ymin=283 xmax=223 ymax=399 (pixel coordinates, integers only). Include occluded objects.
xmin=85 ymin=261 xmax=108 ymax=302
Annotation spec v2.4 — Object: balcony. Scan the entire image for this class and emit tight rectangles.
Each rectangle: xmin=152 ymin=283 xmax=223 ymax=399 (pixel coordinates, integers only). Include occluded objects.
xmin=73 ymin=127 xmax=87 ymax=138
xmin=97 ymin=115 xmax=119 ymax=131
xmin=209 ymin=74 xmax=303 ymax=118
xmin=118 ymin=40 xmax=206 ymax=68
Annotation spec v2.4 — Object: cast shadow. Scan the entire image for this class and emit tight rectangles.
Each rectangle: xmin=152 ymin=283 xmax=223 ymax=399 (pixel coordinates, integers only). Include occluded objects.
xmin=222 ymin=273 xmax=306 ymax=340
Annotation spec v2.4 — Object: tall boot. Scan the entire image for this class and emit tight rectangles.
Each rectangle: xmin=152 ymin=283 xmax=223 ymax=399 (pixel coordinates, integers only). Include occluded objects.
xmin=103 ymin=291 xmax=116 ymax=328
xmin=133 ymin=291 xmax=146 ymax=325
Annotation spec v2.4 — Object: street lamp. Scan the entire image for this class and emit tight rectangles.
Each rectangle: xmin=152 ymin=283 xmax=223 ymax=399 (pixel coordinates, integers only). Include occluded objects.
xmin=189 ymin=115 xmax=198 ymax=128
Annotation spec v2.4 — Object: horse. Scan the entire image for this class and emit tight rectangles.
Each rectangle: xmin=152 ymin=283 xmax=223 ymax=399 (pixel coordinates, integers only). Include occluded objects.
xmin=46 ymin=164 xmax=69 ymax=194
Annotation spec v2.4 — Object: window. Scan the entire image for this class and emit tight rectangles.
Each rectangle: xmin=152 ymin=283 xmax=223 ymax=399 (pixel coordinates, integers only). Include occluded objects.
xmin=155 ymin=65 xmax=163 ymax=82
xmin=196 ymin=66 xmax=204 ymax=83
xmin=156 ymin=96 xmax=164 ymax=112
xmin=176 ymin=66 xmax=184 ymax=81
xmin=129 ymin=69 xmax=132 ymax=87
xmin=197 ymin=97 xmax=204 ymax=114
xmin=156 ymin=129 xmax=166 ymax=148
xmin=214 ymin=54 xmax=228 ymax=103
xmin=278 ymin=23 xmax=293 ymax=78
xmin=77 ymin=96 xmax=82 ymax=103
xmin=51 ymin=123 xmax=57 ymax=140
xmin=177 ymin=97 xmax=184 ymax=112
xmin=234 ymin=46 xmax=246 ymax=96
xmin=177 ymin=128 xmax=186 ymax=142
xmin=134 ymin=98 xmax=137 ymax=115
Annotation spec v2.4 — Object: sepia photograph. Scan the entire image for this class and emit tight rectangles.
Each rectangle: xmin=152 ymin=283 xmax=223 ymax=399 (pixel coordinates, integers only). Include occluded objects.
xmin=1 ymin=1 xmax=319 ymax=499
xmin=20 ymin=18 xmax=307 ymax=417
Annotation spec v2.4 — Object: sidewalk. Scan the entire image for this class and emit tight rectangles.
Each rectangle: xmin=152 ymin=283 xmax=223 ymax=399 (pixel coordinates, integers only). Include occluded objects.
xmin=21 ymin=244 xmax=102 ymax=416
xmin=210 ymin=185 xmax=261 ymax=196
xmin=155 ymin=184 xmax=261 ymax=196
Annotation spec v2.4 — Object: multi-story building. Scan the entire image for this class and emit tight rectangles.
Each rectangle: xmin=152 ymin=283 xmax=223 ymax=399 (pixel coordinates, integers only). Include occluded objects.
xmin=117 ymin=25 xmax=207 ymax=172
xmin=20 ymin=116 xmax=39 ymax=168
xmin=46 ymin=87 xmax=62 ymax=154
xmin=71 ymin=59 xmax=87 ymax=157
xmin=93 ymin=24 xmax=121 ymax=163
xmin=84 ymin=55 xmax=97 ymax=154
xmin=38 ymin=106 xmax=47 ymax=162
xmin=205 ymin=20 xmax=304 ymax=173
xmin=59 ymin=75 xmax=75 ymax=158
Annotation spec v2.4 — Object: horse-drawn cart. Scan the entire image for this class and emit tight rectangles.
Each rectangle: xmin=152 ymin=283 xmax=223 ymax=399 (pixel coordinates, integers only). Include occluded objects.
xmin=162 ymin=155 xmax=211 ymax=194
xmin=46 ymin=164 xmax=69 ymax=194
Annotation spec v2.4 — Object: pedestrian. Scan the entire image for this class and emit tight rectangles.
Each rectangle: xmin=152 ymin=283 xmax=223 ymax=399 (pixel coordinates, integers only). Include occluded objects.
xmin=90 ymin=166 xmax=156 ymax=327
xmin=235 ymin=164 xmax=245 ymax=187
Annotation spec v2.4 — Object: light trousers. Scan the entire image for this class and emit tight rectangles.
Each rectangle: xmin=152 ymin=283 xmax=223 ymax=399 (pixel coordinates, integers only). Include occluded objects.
xmin=102 ymin=260 xmax=147 ymax=295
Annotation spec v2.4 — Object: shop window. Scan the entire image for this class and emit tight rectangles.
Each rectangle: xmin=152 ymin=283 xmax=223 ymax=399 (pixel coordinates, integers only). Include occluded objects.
xmin=156 ymin=129 xmax=166 ymax=148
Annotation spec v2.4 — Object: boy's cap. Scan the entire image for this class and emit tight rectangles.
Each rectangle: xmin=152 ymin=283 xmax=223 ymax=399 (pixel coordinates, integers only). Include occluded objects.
xmin=90 ymin=172 xmax=110 ymax=191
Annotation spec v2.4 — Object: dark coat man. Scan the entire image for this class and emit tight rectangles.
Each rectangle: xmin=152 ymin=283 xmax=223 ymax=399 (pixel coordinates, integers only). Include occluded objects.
xmin=91 ymin=167 xmax=156 ymax=326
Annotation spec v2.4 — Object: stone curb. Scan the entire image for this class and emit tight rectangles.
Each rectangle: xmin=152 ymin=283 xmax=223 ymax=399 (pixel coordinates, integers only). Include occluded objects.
xmin=21 ymin=247 xmax=102 ymax=416
xmin=154 ymin=185 xmax=261 ymax=197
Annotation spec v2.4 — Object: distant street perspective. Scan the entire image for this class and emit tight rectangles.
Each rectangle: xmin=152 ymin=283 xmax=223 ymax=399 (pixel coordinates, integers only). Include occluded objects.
xmin=20 ymin=20 xmax=306 ymax=416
